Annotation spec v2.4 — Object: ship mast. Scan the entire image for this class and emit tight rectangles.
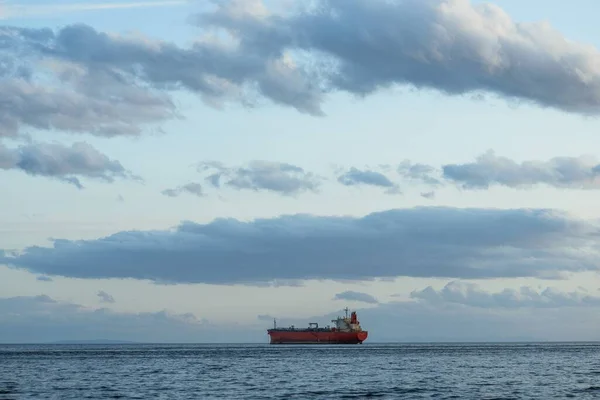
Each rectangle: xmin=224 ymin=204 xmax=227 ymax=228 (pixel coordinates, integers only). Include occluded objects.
xmin=344 ymin=307 xmax=349 ymax=319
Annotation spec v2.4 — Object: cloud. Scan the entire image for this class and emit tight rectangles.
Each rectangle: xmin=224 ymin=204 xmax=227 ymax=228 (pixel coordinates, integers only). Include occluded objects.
xmin=0 ymin=56 xmax=176 ymax=137
xmin=192 ymin=0 xmax=600 ymax=116
xmin=0 ymin=141 xmax=133 ymax=188
xmin=3 ymin=207 xmax=600 ymax=285
xmin=1 ymin=20 xmax=323 ymax=117
xmin=333 ymin=290 xmax=378 ymax=304
xmin=36 ymin=275 xmax=52 ymax=282
xmin=0 ymin=294 xmax=261 ymax=343
xmin=199 ymin=160 xmax=321 ymax=196
xmin=337 ymin=167 xmax=400 ymax=194
xmin=353 ymin=299 xmax=600 ymax=342
xmin=420 ymin=191 xmax=435 ymax=199
xmin=97 ymin=290 xmax=115 ymax=304
xmin=3 ymin=0 xmax=597 ymax=127
xmin=410 ymin=281 xmax=600 ymax=309
xmin=443 ymin=150 xmax=600 ymax=190
xmin=162 ymin=182 xmax=204 ymax=198
xmin=397 ymin=161 xmax=441 ymax=186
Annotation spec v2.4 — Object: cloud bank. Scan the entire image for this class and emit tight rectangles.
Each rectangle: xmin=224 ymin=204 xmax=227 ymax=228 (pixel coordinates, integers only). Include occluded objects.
xmin=160 ymin=151 xmax=600 ymax=199
xmin=2 ymin=290 xmax=600 ymax=343
xmin=2 ymin=207 xmax=599 ymax=285
xmin=261 ymin=288 xmax=600 ymax=342
xmin=0 ymin=141 xmax=132 ymax=188
xmin=356 ymin=299 xmax=600 ymax=342
xmin=0 ymin=294 xmax=263 ymax=343
xmin=1 ymin=0 xmax=600 ymax=140
xmin=193 ymin=0 xmax=600 ymax=116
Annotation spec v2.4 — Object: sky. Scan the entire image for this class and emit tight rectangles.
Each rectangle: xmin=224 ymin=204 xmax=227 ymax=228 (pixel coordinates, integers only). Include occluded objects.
xmin=3 ymin=0 xmax=600 ymax=343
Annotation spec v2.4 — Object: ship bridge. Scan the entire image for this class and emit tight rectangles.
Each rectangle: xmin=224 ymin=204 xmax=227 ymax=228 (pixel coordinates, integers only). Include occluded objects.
xmin=332 ymin=307 xmax=362 ymax=332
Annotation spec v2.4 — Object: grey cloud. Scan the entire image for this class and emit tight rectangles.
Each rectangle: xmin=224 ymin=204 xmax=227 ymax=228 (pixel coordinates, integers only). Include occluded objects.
xmin=421 ymin=191 xmax=435 ymax=199
xmin=36 ymin=275 xmax=52 ymax=282
xmin=162 ymin=182 xmax=204 ymax=198
xmin=0 ymin=141 xmax=133 ymax=188
xmin=397 ymin=161 xmax=441 ymax=186
xmin=194 ymin=0 xmax=600 ymax=116
xmin=333 ymin=290 xmax=378 ymax=304
xmin=5 ymin=0 xmax=599 ymax=124
xmin=2 ymin=207 xmax=600 ymax=285
xmin=97 ymin=290 xmax=115 ymax=304
xmin=443 ymin=150 xmax=600 ymax=190
xmin=337 ymin=167 xmax=400 ymax=194
xmin=0 ymin=295 xmax=261 ymax=343
xmin=199 ymin=160 xmax=320 ymax=196
xmin=205 ymin=173 xmax=221 ymax=188
xmin=0 ymin=58 xmax=175 ymax=137
xmin=4 ymin=21 xmax=323 ymax=117
xmin=411 ymin=281 xmax=600 ymax=309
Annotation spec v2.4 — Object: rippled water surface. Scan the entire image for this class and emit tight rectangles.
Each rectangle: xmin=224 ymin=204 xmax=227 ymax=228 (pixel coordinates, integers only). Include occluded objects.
xmin=1 ymin=343 xmax=600 ymax=399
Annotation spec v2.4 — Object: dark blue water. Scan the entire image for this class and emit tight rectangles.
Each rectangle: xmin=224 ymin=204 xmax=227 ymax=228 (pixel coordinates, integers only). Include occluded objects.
xmin=1 ymin=343 xmax=599 ymax=399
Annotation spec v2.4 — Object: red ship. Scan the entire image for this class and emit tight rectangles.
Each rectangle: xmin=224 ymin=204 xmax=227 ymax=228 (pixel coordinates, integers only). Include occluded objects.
xmin=267 ymin=308 xmax=368 ymax=344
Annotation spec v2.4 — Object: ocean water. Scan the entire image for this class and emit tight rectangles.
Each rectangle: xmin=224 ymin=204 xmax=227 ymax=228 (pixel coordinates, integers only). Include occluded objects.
xmin=1 ymin=343 xmax=600 ymax=399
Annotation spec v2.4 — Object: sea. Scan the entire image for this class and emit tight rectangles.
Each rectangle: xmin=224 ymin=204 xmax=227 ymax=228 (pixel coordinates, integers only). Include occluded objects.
xmin=1 ymin=342 xmax=599 ymax=399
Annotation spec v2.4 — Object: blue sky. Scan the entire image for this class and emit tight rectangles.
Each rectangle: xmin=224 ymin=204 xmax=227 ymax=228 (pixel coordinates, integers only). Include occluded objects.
xmin=3 ymin=0 xmax=600 ymax=343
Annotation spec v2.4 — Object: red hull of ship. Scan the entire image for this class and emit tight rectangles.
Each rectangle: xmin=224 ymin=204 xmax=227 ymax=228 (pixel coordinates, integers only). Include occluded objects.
xmin=267 ymin=330 xmax=368 ymax=344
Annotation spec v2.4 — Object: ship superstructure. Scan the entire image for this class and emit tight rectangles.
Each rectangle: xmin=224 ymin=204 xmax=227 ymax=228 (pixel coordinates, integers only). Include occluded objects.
xmin=267 ymin=308 xmax=368 ymax=344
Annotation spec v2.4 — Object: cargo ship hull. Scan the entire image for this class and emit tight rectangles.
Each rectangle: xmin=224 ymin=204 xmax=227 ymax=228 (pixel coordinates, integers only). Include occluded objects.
xmin=267 ymin=330 xmax=368 ymax=344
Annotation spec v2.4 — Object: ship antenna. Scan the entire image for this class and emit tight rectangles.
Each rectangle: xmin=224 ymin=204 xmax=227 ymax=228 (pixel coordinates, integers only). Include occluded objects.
xmin=344 ymin=307 xmax=349 ymax=318
xmin=274 ymin=318 xmax=277 ymax=329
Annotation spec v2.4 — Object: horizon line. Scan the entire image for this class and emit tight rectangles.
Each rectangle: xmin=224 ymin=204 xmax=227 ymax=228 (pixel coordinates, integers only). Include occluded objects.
xmin=2 ymin=340 xmax=600 ymax=345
